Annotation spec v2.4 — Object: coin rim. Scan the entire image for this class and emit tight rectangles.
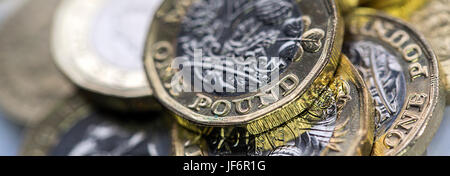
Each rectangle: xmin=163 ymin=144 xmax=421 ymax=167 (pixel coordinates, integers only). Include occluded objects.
xmin=144 ymin=0 xmax=344 ymax=127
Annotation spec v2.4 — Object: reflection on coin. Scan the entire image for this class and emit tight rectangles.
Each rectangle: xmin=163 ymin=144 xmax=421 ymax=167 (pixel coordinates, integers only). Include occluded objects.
xmin=145 ymin=0 xmax=343 ymax=135
xmin=52 ymin=0 xmax=162 ymax=111
xmin=171 ymin=56 xmax=375 ymax=156
xmin=343 ymin=9 xmax=445 ymax=155
xmin=0 ymin=0 xmax=75 ymax=126
xmin=21 ymin=97 xmax=172 ymax=156
xmin=410 ymin=0 xmax=450 ymax=104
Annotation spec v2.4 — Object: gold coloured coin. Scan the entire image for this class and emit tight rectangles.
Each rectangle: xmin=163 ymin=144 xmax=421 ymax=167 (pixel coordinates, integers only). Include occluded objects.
xmin=337 ymin=0 xmax=359 ymax=14
xmin=145 ymin=0 xmax=343 ymax=135
xmin=171 ymin=56 xmax=375 ymax=156
xmin=343 ymin=9 xmax=445 ymax=156
xmin=0 ymin=0 xmax=75 ymax=126
xmin=411 ymin=0 xmax=450 ymax=104
xmin=51 ymin=0 xmax=163 ymax=111
xmin=361 ymin=0 xmax=429 ymax=20
xmin=21 ymin=96 xmax=172 ymax=156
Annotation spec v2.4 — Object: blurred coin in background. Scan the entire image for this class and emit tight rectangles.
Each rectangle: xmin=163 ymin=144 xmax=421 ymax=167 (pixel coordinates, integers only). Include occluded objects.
xmin=410 ymin=0 xmax=450 ymax=156
xmin=343 ymin=9 xmax=445 ymax=156
xmin=0 ymin=0 xmax=29 ymax=156
xmin=21 ymin=96 xmax=172 ymax=156
xmin=52 ymin=0 xmax=162 ymax=112
xmin=411 ymin=0 xmax=450 ymax=103
xmin=360 ymin=0 xmax=429 ymax=20
xmin=0 ymin=0 xmax=75 ymax=126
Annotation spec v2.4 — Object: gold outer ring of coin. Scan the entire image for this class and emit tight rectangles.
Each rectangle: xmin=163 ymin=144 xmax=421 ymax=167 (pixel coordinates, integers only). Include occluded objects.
xmin=171 ymin=55 xmax=375 ymax=156
xmin=144 ymin=0 xmax=344 ymax=135
xmin=51 ymin=0 xmax=162 ymax=112
xmin=0 ymin=0 xmax=75 ymax=126
xmin=345 ymin=9 xmax=445 ymax=156
xmin=411 ymin=0 xmax=450 ymax=104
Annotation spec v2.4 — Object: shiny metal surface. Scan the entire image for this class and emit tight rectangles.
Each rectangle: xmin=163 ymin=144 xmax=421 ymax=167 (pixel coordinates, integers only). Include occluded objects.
xmin=344 ymin=9 xmax=445 ymax=156
xmin=52 ymin=0 xmax=162 ymax=111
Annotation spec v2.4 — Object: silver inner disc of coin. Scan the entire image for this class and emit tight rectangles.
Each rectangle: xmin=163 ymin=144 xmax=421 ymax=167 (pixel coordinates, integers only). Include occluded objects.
xmin=92 ymin=0 xmax=159 ymax=71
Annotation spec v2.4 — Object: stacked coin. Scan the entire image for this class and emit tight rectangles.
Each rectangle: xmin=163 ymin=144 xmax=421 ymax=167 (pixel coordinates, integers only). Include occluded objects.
xmin=9 ymin=0 xmax=448 ymax=156
xmin=171 ymin=56 xmax=375 ymax=156
xmin=145 ymin=0 xmax=344 ymax=142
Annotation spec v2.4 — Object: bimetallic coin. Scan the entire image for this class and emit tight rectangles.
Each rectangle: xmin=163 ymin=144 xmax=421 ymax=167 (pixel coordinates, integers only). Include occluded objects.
xmin=52 ymin=0 xmax=162 ymax=111
xmin=145 ymin=0 xmax=343 ymax=135
xmin=411 ymin=0 xmax=450 ymax=104
xmin=343 ymin=10 xmax=445 ymax=155
xmin=21 ymin=97 xmax=172 ymax=156
xmin=171 ymin=56 xmax=375 ymax=156
xmin=0 ymin=0 xmax=75 ymax=126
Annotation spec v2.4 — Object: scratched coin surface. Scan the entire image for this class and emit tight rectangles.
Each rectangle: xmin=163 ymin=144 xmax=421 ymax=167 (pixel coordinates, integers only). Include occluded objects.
xmin=343 ymin=10 xmax=445 ymax=156
xmin=52 ymin=0 xmax=162 ymax=111
xmin=145 ymin=0 xmax=343 ymax=135
xmin=171 ymin=56 xmax=374 ymax=156
xmin=21 ymin=97 xmax=172 ymax=156
xmin=0 ymin=0 xmax=75 ymax=126
xmin=411 ymin=0 xmax=450 ymax=103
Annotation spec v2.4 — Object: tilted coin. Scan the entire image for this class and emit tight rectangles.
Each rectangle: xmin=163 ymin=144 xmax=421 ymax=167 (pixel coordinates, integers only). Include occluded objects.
xmin=52 ymin=0 xmax=162 ymax=111
xmin=343 ymin=9 xmax=445 ymax=155
xmin=21 ymin=96 xmax=172 ymax=156
xmin=171 ymin=56 xmax=375 ymax=156
xmin=360 ymin=0 xmax=429 ymax=20
xmin=145 ymin=0 xmax=343 ymax=135
xmin=411 ymin=0 xmax=450 ymax=104
xmin=0 ymin=0 xmax=75 ymax=126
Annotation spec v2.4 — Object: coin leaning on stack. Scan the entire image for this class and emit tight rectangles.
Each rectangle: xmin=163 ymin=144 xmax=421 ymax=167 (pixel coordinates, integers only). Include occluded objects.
xmin=145 ymin=0 xmax=343 ymax=139
xmin=15 ymin=0 xmax=449 ymax=156
xmin=144 ymin=0 xmax=382 ymax=156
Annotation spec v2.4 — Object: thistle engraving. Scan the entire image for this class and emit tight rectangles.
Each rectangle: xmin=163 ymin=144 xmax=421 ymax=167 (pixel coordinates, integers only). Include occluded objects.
xmin=344 ymin=41 xmax=406 ymax=135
